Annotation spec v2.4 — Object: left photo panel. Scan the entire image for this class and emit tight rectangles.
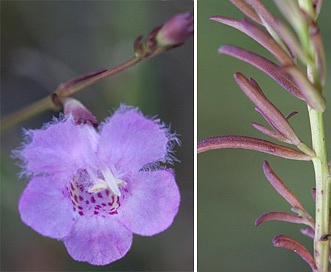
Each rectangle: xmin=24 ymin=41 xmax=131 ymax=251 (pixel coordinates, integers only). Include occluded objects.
xmin=1 ymin=1 xmax=194 ymax=271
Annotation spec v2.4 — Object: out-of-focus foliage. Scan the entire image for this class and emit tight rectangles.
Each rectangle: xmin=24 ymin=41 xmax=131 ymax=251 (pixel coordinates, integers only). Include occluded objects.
xmin=198 ymin=1 xmax=331 ymax=271
xmin=1 ymin=1 xmax=193 ymax=271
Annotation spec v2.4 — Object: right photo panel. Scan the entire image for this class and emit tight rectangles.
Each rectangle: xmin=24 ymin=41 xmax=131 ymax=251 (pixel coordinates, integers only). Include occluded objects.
xmin=198 ymin=1 xmax=331 ymax=271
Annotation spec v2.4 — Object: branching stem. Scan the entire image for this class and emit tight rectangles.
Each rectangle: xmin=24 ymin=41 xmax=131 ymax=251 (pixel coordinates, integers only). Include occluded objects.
xmin=0 ymin=56 xmax=143 ymax=132
xmin=0 ymin=44 xmax=172 ymax=133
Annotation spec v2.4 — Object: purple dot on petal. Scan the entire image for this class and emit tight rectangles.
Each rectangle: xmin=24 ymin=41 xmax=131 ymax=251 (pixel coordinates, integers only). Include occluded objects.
xmin=97 ymin=192 xmax=102 ymax=198
xmin=78 ymin=185 xmax=84 ymax=192
xmin=94 ymin=211 xmax=99 ymax=215
xmin=78 ymin=211 xmax=84 ymax=216
xmin=91 ymin=196 xmax=96 ymax=203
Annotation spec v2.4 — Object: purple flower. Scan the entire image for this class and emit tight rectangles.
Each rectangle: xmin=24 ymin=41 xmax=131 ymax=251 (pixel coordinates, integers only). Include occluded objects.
xmin=16 ymin=105 xmax=180 ymax=265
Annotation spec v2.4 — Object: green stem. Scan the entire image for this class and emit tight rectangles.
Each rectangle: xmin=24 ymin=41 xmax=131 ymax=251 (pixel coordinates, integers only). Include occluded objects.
xmin=298 ymin=0 xmax=315 ymax=18
xmin=297 ymin=1 xmax=330 ymax=270
xmin=309 ymin=108 xmax=330 ymax=272
xmin=0 ymin=96 xmax=56 ymax=132
xmin=0 ymin=44 xmax=171 ymax=133
xmin=55 ymin=56 xmax=141 ymax=98
xmin=0 ymin=54 xmax=148 ymax=133
xmin=0 ymin=55 xmax=141 ymax=133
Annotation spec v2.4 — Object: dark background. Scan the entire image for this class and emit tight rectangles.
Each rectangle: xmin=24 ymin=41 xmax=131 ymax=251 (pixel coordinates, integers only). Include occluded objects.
xmin=198 ymin=1 xmax=331 ymax=271
xmin=1 ymin=1 xmax=193 ymax=271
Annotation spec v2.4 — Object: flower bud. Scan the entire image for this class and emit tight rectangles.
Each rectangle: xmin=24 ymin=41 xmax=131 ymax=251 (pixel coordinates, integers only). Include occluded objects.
xmin=155 ymin=13 xmax=193 ymax=47
xmin=60 ymin=97 xmax=98 ymax=127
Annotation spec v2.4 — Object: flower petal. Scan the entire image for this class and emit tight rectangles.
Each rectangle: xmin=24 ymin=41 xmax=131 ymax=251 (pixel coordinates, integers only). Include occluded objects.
xmin=63 ymin=216 xmax=132 ymax=265
xmin=17 ymin=116 xmax=98 ymax=176
xmin=98 ymin=106 xmax=175 ymax=171
xmin=119 ymin=170 xmax=180 ymax=236
xmin=19 ymin=176 xmax=74 ymax=239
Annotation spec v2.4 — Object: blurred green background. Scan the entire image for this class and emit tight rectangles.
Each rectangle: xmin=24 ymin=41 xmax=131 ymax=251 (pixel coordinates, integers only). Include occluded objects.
xmin=1 ymin=1 xmax=193 ymax=271
xmin=198 ymin=1 xmax=331 ymax=272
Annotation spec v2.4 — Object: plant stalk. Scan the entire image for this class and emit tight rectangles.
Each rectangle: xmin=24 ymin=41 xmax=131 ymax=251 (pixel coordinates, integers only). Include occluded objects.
xmin=309 ymin=108 xmax=330 ymax=272
xmin=0 ymin=96 xmax=55 ymax=132
xmin=298 ymin=0 xmax=330 ymax=270
xmin=0 ymin=56 xmax=141 ymax=132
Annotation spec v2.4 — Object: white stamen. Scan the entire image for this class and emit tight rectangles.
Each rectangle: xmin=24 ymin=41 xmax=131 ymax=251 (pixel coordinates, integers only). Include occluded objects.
xmin=87 ymin=166 xmax=126 ymax=196
xmin=88 ymin=179 xmax=108 ymax=193
xmin=101 ymin=167 xmax=121 ymax=196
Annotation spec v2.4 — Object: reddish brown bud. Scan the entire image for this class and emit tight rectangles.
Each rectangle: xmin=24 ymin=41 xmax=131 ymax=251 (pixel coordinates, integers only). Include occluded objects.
xmin=156 ymin=13 xmax=193 ymax=47
xmin=60 ymin=97 xmax=98 ymax=127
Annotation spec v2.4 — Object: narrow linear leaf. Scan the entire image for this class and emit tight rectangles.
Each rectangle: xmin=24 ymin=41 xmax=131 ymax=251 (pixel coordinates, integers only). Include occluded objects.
xmin=220 ymin=45 xmax=304 ymax=100
xmin=310 ymin=25 xmax=326 ymax=86
xmin=251 ymin=122 xmax=291 ymax=143
xmin=245 ymin=0 xmax=306 ymax=60
xmin=263 ymin=161 xmax=305 ymax=210
xmin=273 ymin=19 xmax=309 ymax=63
xmin=230 ymin=0 xmax=262 ymax=24
xmin=285 ymin=66 xmax=326 ymax=112
xmin=210 ymin=16 xmax=292 ymax=65
xmin=235 ymin=72 xmax=301 ymax=145
xmin=273 ymin=0 xmax=307 ymax=35
xmin=254 ymin=107 xmax=283 ymax=135
xmin=197 ymin=135 xmax=311 ymax=161
xmin=285 ymin=111 xmax=298 ymax=120
xmin=273 ymin=234 xmax=317 ymax=271
xmin=312 ymin=0 xmax=323 ymax=17
xmin=255 ymin=212 xmax=307 ymax=226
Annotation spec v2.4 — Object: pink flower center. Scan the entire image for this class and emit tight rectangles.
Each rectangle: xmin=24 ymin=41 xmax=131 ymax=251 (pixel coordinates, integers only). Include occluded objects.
xmin=67 ymin=169 xmax=125 ymax=217
xmin=87 ymin=165 xmax=126 ymax=196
